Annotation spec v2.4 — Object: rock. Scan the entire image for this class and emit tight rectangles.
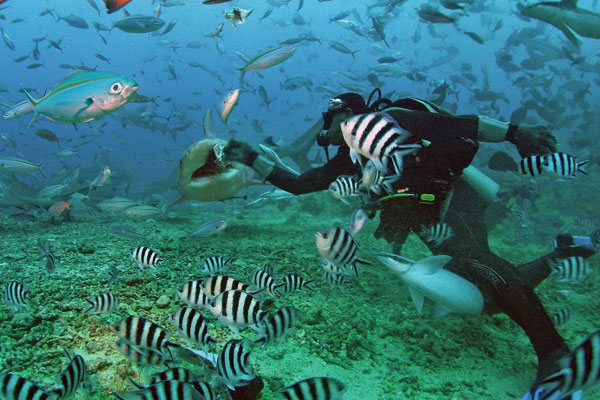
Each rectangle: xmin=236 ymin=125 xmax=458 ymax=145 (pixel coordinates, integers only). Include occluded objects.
xmin=155 ymin=295 xmax=170 ymax=308
xmin=86 ymin=341 xmax=99 ymax=353
xmin=138 ymin=301 xmax=152 ymax=311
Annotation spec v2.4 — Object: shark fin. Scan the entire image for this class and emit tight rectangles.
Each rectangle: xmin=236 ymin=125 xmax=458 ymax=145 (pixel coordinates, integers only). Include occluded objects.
xmin=408 ymin=287 xmax=425 ymax=314
xmin=559 ymin=22 xmax=582 ymax=47
xmin=413 ymin=255 xmax=452 ymax=276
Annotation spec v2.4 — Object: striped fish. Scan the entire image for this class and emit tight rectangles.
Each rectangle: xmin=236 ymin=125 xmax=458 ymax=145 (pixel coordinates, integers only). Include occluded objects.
xmin=279 ymin=274 xmax=314 ymax=294
xmin=315 ymin=226 xmax=370 ymax=272
xmin=419 ymin=223 xmax=454 ymax=246
xmin=5 ymin=281 xmax=28 ymax=307
xmin=38 ymin=238 xmax=56 ymax=272
xmin=108 ymin=265 xmax=119 ymax=284
xmin=116 ymin=339 xmax=166 ymax=366
xmin=170 ymin=307 xmax=217 ymax=350
xmin=340 ymin=112 xmax=419 ymax=175
xmin=131 ymin=246 xmax=164 ymax=269
xmin=129 ymin=377 xmax=216 ymax=400
xmin=255 ymin=306 xmax=299 ymax=346
xmin=0 ymin=373 xmax=54 ymax=400
xmin=53 ymin=353 xmax=90 ymax=400
xmin=533 ymin=329 xmax=600 ymax=400
xmin=201 ymin=275 xmax=250 ymax=298
xmin=207 ymin=290 xmax=265 ymax=334
xmin=200 ymin=255 xmax=232 ymax=275
xmin=551 ymin=307 xmax=572 ymax=327
xmin=360 ymin=160 xmax=397 ymax=195
xmin=519 ymin=153 xmax=588 ymax=178
xmin=322 ymin=270 xmax=351 ymax=288
xmin=85 ymin=292 xmax=119 ymax=314
xmin=328 ymin=175 xmax=360 ymax=205
xmin=279 ymin=377 xmax=346 ymax=400
xmin=114 ymin=380 xmax=206 ymax=400
xmin=251 ymin=266 xmax=280 ymax=297
xmin=177 ymin=280 xmax=210 ymax=307
xmin=217 ymin=339 xmax=255 ymax=389
xmin=113 ymin=316 xmax=170 ymax=354
xmin=549 ymin=257 xmax=591 ymax=283
xmin=146 ymin=368 xmax=195 ymax=385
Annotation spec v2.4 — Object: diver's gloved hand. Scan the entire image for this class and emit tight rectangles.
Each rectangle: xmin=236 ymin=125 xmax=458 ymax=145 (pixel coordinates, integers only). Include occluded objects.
xmin=361 ymin=200 xmax=382 ymax=219
xmin=508 ymin=125 xmax=558 ymax=158
xmin=223 ymin=139 xmax=259 ymax=166
xmin=223 ymin=139 xmax=275 ymax=181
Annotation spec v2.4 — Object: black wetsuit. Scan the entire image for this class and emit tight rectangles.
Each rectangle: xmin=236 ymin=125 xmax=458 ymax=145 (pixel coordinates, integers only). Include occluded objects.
xmin=265 ymin=98 xmax=569 ymax=381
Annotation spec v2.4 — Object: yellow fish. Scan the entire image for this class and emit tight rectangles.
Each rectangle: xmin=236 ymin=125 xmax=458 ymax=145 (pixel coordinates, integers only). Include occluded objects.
xmin=22 ymin=70 xmax=138 ymax=126
xmin=219 ymin=89 xmax=239 ymax=126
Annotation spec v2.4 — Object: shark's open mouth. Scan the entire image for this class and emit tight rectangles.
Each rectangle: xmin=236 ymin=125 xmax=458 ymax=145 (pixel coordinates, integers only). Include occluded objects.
xmin=177 ymin=138 xmax=249 ymax=202
xmin=191 ymin=146 xmax=226 ymax=179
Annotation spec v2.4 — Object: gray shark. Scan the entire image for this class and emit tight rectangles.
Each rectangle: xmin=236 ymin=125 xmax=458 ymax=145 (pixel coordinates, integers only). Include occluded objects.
xmin=521 ymin=0 xmax=600 ymax=47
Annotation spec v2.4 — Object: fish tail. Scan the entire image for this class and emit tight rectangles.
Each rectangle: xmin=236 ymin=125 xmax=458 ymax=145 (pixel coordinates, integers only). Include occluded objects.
xmin=351 ymin=51 xmax=358 ymax=59
xmin=577 ymin=160 xmax=589 ymax=175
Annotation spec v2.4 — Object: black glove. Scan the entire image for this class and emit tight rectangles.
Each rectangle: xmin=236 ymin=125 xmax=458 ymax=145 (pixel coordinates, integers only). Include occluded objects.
xmin=508 ymin=125 xmax=558 ymax=158
xmin=223 ymin=139 xmax=259 ymax=166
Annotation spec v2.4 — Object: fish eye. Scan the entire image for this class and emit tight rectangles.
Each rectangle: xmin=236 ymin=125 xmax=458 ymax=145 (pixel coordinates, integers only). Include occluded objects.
xmin=110 ymin=82 xmax=123 ymax=94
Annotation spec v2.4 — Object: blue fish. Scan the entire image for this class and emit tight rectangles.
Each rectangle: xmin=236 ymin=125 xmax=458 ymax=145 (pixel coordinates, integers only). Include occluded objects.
xmin=21 ymin=70 xmax=138 ymax=125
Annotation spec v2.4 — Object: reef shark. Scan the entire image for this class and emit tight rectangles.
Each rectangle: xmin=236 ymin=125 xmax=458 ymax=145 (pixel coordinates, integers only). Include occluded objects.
xmin=520 ymin=0 xmax=600 ymax=47
xmin=377 ymin=253 xmax=484 ymax=316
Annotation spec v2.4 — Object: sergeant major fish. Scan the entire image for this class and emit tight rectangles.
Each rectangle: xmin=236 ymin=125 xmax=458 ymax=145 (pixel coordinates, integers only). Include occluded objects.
xmin=217 ymin=339 xmax=255 ymax=389
xmin=131 ymin=246 xmax=164 ymax=269
xmin=201 ymin=255 xmax=232 ymax=275
xmin=170 ymin=307 xmax=217 ymax=350
xmin=86 ymin=292 xmax=119 ymax=314
xmin=254 ymin=306 xmax=299 ymax=346
xmin=279 ymin=376 xmax=346 ymax=400
xmin=206 ymin=290 xmax=265 ymax=334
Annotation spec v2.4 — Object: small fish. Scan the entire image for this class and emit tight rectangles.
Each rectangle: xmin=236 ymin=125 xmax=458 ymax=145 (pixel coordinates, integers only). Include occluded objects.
xmin=315 ymin=226 xmax=370 ymax=273
xmin=419 ymin=223 xmax=454 ymax=246
xmin=200 ymin=255 xmax=232 ymax=275
xmin=550 ymin=256 xmax=591 ymax=283
xmin=108 ymin=225 xmax=149 ymax=239
xmin=188 ymin=218 xmax=228 ymax=239
xmin=207 ymin=290 xmax=265 ymax=333
xmin=0 ymin=156 xmax=44 ymax=176
xmin=5 ymin=280 xmax=28 ymax=306
xmin=361 ymin=161 xmax=397 ymax=195
xmin=147 ymin=368 xmax=195 ymax=385
xmin=88 ymin=166 xmax=111 ymax=192
xmin=203 ymin=0 xmax=233 ymax=4
xmin=530 ymin=329 xmax=600 ymax=400
xmin=33 ymin=128 xmax=61 ymax=145
xmin=224 ymin=7 xmax=253 ymax=27
xmin=0 ymin=27 xmax=15 ymax=51
xmin=220 ymin=89 xmax=239 ymax=125
xmin=417 ymin=6 xmax=456 ymax=23
xmin=551 ymin=306 xmax=572 ymax=327
xmin=53 ymin=353 xmax=91 ymax=400
xmin=108 ymin=265 xmax=119 ymax=284
xmin=0 ymin=373 xmax=52 ymax=400
xmin=48 ymin=201 xmax=70 ymax=216
xmin=200 ymin=275 xmax=250 ymax=298
xmin=97 ymin=196 xmax=139 ymax=212
xmin=519 ymin=153 xmax=588 ymax=178
xmin=170 ymin=307 xmax=217 ymax=350
xmin=124 ymin=204 xmax=164 ymax=218
xmin=348 ymin=208 xmax=368 ymax=236
xmin=103 ymin=0 xmax=132 ymax=14
xmin=238 ymin=46 xmax=296 ymax=78
xmin=94 ymin=52 xmax=110 ymax=63
xmin=217 ymin=339 xmax=255 ymax=389
xmin=131 ymin=246 xmax=164 ymax=269
xmin=114 ymin=380 xmax=207 ymax=400
xmin=251 ymin=266 xmax=279 ymax=297
xmin=162 ymin=19 xmax=177 ymax=35
xmin=86 ymin=292 xmax=119 ymax=314
xmin=38 ymin=238 xmax=56 ymax=272
xmin=322 ymin=270 xmax=351 ymax=288
xmin=341 ymin=112 xmax=419 ymax=175
xmin=203 ymin=23 xmax=223 ymax=38
xmin=113 ymin=316 xmax=170 ymax=354
xmin=279 ymin=377 xmax=346 ymax=400
xmin=328 ymin=175 xmax=360 ymax=205
xmin=463 ymin=31 xmax=484 ymax=44
xmin=116 ymin=339 xmax=166 ymax=366
xmin=327 ymin=40 xmax=358 ymax=58
xmin=278 ymin=273 xmax=314 ymax=294
xmin=254 ymin=306 xmax=299 ymax=346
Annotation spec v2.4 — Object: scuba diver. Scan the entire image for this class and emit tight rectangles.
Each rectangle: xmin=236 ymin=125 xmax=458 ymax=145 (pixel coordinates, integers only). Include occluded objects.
xmin=222 ymin=90 xmax=595 ymax=394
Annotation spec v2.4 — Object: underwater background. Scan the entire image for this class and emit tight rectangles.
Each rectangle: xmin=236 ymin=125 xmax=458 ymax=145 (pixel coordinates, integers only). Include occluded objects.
xmin=0 ymin=0 xmax=599 ymax=399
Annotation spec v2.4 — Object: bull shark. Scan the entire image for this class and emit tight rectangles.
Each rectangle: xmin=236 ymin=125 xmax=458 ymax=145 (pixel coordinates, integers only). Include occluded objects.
xmin=520 ymin=0 xmax=600 ymax=47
